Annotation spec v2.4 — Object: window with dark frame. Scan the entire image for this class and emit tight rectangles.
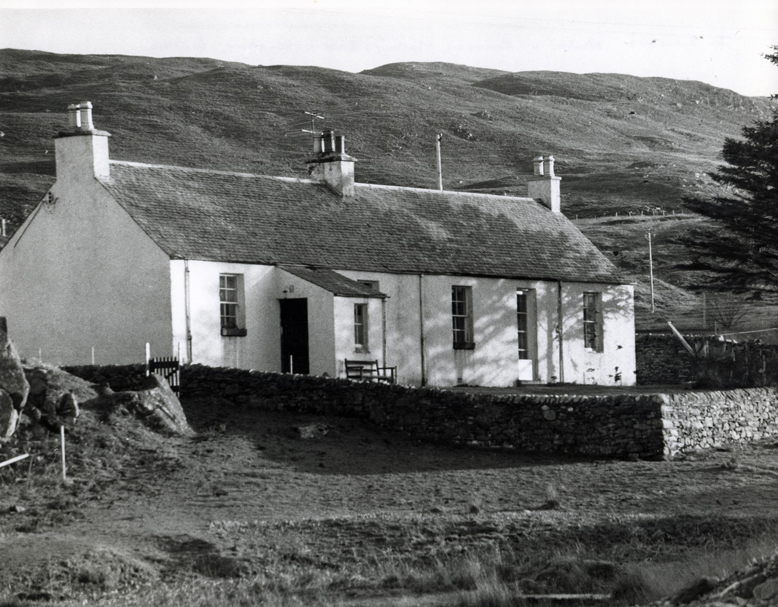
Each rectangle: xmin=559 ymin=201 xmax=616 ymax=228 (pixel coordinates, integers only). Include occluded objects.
xmin=354 ymin=303 xmax=368 ymax=350
xmin=219 ymin=274 xmax=247 ymax=336
xmin=452 ymin=286 xmax=474 ymax=349
xmin=517 ymin=289 xmax=529 ymax=360
xmin=583 ymin=292 xmax=602 ymax=352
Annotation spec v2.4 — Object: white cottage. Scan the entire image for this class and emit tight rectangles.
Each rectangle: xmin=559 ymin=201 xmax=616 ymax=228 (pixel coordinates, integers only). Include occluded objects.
xmin=0 ymin=102 xmax=636 ymax=386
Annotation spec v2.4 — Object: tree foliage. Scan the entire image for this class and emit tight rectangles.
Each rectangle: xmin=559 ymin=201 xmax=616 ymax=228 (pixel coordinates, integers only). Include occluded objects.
xmin=681 ymin=47 xmax=778 ymax=294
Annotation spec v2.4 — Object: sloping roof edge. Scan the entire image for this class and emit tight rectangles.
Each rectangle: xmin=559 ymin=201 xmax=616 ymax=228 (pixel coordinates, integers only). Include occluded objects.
xmin=279 ymin=266 xmax=389 ymax=298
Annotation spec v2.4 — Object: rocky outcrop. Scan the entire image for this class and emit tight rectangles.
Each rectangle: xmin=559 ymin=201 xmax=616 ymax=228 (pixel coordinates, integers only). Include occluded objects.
xmin=0 ymin=317 xmax=29 ymax=438
xmin=111 ymin=374 xmax=193 ymax=436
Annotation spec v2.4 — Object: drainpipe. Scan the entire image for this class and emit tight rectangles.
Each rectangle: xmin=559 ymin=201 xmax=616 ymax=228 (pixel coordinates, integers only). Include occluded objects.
xmin=184 ymin=260 xmax=192 ymax=362
xmin=418 ymin=274 xmax=427 ymax=386
xmin=381 ymin=297 xmax=388 ymax=368
xmin=557 ymin=280 xmax=564 ymax=384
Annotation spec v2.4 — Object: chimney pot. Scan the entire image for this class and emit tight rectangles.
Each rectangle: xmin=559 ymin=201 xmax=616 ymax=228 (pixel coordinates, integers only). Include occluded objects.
xmin=67 ymin=104 xmax=81 ymax=128
xmin=335 ymin=134 xmax=345 ymax=154
xmin=322 ymin=130 xmax=335 ymax=154
xmin=543 ymin=155 xmax=555 ymax=177
xmin=527 ymin=154 xmax=561 ymax=213
xmin=78 ymin=101 xmax=94 ymax=130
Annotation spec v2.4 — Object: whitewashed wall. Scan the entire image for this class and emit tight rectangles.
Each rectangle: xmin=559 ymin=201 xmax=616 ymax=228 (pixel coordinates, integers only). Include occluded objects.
xmin=559 ymin=282 xmax=636 ymax=386
xmin=337 ymin=270 xmax=636 ymax=387
xmin=0 ymin=135 xmax=172 ymax=364
xmin=333 ymin=296 xmax=385 ymax=377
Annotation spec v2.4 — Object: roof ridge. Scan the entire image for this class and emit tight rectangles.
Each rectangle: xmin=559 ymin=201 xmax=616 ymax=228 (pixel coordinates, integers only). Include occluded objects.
xmin=110 ymin=161 xmax=536 ymax=201
xmin=355 ymin=182 xmax=536 ymax=202
xmin=109 ymin=160 xmax=314 ymax=183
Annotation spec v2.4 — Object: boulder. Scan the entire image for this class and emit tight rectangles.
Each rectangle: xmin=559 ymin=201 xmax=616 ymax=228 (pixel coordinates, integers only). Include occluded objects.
xmin=113 ymin=374 xmax=193 ymax=436
xmin=24 ymin=365 xmax=81 ymax=432
xmin=0 ymin=388 xmax=19 ymax=438
xmin=0 ymin=318 xmax=30 ymax=414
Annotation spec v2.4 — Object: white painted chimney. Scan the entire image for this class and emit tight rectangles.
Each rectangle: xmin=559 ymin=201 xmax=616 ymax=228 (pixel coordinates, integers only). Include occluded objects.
xmin=307 ymin=130 xmax=356 ymax=197
xmin=54 ymin=101 xmax=111 ymax=183
xmin=527 ymin=154 xmax=561 ymax=213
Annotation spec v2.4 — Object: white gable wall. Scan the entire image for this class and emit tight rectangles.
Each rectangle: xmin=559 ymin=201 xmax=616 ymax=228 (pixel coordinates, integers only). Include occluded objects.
xmin=276 ymin=270 xmax=336 ymax=377
xmin=0 ymin=174 xmax=172 ymax=365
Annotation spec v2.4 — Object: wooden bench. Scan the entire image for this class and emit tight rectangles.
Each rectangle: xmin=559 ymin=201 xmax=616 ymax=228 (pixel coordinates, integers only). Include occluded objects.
xmin=345 ymin=359 xmax=397 ymax=384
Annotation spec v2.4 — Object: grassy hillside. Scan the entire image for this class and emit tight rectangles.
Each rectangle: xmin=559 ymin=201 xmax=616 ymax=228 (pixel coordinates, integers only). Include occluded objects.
xmin=1 ymin=49 xmax=775 ymax=326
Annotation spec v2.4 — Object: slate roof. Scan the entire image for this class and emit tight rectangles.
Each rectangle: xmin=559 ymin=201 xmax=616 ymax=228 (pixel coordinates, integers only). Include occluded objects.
xmin=279 ymin=266 xmax=388 ymax=298
xmin=100 ymin=161 xmax=626 ymax=284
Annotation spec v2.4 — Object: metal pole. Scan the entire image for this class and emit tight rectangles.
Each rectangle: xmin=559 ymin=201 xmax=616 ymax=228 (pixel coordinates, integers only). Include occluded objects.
xmin=436 ymin=134 xmax=443 ymax=191
xmin=60 ymin=426 xmax=67 ymax=480
xmin=647 ymin=229 xmax=655 ymax=313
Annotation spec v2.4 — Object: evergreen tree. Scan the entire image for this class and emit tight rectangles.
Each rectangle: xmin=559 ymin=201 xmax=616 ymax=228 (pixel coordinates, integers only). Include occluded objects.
xmin=681 ymin=47 xmax=778 ymax=295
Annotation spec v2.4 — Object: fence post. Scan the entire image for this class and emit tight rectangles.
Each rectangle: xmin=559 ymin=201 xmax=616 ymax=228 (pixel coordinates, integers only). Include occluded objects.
xmin=145 ymin=342 xmax=151 ymax=377
xmin=60 ymin=425 xmax=67 ymax=481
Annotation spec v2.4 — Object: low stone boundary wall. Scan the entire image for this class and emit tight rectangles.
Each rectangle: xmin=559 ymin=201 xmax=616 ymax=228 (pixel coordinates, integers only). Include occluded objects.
xmin=63 ymin=364 xmax=778 ymax=459
xmin=636 ymin=334 xmax=778 ymax=387
xmin=661 ymin=388 xmax=778 ymax=454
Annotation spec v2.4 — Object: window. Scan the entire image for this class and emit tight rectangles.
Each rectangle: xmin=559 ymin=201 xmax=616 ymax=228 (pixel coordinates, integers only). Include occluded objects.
xmin=517 ymin=289 xmax=530 ymax=359
xmin=220 ymin=274 xmax=247 ymax=336
xmin=583 ymin=292 xmax=602 ymax=352
xmin=452 ymin=286 xmax=474 ymax=349
xmin=354 ymin=303 xmax=368 ymax=351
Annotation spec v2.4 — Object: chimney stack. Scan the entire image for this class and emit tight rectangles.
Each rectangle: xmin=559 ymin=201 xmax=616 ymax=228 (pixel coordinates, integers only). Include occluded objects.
xmin=527 ymin=154 xmax=561 ymax=213
xmin=54 ymin=101 xmax=111 ymax=183
xmin=307 ymin=130 xmax=356 ymax=197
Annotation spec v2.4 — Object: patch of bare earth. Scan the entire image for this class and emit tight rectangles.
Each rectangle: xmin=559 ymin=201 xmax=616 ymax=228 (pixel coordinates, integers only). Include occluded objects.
xmin=2 ymin=387 xmax=778 ymax=606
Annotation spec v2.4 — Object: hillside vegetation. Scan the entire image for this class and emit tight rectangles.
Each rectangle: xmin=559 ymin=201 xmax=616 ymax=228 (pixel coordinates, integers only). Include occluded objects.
xmin=0 ymin=49 xmax=775 ymax=326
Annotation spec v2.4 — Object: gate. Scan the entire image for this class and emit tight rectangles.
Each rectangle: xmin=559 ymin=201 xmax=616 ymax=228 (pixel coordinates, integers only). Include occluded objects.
xmin=145 ymin=344 xmax=180 ymax=396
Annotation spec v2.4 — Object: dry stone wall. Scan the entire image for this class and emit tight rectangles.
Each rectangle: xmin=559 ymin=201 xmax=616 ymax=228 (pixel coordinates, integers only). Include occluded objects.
xmin=636 ymin=334 xmax=778 ymax=388
xmin=63 ymin=364 xmax=778 ymax=459
xmin=660 ymin=388 xmax=778 ymax=455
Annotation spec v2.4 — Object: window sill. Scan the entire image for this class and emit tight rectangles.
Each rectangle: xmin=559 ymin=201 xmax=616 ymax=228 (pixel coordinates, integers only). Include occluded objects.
xmin=453 ymin=342 xmax=476 ymax=350
xmin=221 ymin=327 xmax=248 ymax=337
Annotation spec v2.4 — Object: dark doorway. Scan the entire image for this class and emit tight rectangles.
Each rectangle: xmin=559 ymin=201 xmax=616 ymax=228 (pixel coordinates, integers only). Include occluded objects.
xmin=280 ymin=298 xmax=309 ymax=374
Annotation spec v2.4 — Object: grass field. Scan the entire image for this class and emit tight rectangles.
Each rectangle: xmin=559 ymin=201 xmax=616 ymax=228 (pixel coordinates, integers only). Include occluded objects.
xmin=3 ymin=367 xmax=778 ymax=606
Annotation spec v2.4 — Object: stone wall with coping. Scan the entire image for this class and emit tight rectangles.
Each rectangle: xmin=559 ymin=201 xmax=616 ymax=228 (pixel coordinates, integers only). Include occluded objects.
xmin=63 ymin=364 xmax=778 ymax=459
